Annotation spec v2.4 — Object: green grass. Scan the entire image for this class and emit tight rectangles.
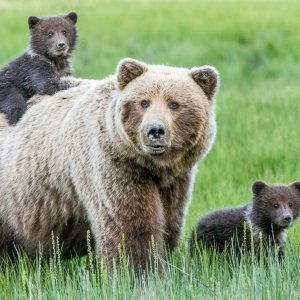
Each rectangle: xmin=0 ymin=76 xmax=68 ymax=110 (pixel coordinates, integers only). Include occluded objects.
xmin=1 ymin=0 xmax=300 ymax=298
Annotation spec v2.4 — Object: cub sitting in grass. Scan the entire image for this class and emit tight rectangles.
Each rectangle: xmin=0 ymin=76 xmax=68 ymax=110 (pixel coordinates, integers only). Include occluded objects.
xmin=189 ymin=181 xmax=300 ymax=260
xmin=0 ymin=12 xmax=78 ymax=124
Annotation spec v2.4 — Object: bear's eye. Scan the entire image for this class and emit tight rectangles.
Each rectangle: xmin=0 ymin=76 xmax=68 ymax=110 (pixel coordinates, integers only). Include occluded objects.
xmin=168 ymin=101 xmax=180 ymax=110
xmin=47 ymin=32 xmax=54 ymax=38
xmin=272 ymin=203 xmax=279 ymax=209
xmin=289 ymin=202 xmax=293 ymax=208
xmin=62 ymin=30 xmax=67 ymax=36
xmin=140 ymin=100 xmax=150 ymax=109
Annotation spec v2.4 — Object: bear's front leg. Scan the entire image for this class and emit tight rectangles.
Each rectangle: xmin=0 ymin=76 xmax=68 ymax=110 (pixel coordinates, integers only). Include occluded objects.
xmin=87 ymin=171 xmax=165 ymax=273
xmin=160 ymin=171 xmax=194 ymax=251
xmin=31 ymin=67 xmax=71 ymax=96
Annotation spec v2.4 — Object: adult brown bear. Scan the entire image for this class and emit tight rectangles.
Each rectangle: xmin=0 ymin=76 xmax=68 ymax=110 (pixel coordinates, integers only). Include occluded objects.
xmin=0 ymin=58 xmax=219 ymax=272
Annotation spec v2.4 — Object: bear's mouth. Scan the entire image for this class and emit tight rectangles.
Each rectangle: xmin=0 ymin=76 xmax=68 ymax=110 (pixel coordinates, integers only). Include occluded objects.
xmin=279 ymin=222 xmax=292 ymax=228
xmin=53 ymin=47 xmax=69 ymax=56
xmin=55 ymin=49 xmax=67 ymax=55
xmin=274 ymin=220 xmax=293 ymax=229
xmin=144 ymin=144 xmax=167 ymax=154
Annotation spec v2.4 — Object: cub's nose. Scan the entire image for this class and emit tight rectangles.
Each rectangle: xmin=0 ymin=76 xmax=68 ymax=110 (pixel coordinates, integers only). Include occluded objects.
xmin=58 ymin=42 xmax=65 ymax=48
xmin=284 ymin=216 xmax=292 ymax=222
xmin=147 ymin=124 xmax=165 ymax=140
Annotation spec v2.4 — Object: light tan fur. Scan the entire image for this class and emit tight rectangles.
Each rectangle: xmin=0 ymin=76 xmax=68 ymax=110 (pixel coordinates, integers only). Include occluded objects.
xmin=0 ymin=58 xmax=219 ymax=271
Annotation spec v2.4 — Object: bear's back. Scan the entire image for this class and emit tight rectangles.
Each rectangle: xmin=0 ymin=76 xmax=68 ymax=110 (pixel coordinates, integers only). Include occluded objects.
xmin=190 ymin=205 xmax=248 ymax=252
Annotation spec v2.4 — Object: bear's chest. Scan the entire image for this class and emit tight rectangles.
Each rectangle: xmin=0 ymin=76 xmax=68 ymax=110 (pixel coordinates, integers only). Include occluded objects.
xmin=54 ymin=59 xmax=71 ymax=77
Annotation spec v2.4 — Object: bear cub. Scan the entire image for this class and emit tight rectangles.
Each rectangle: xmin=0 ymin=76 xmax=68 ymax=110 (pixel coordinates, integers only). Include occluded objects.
xmin=190 ymin=181 xmax=300 ymax=260
xmin=0 ymin=12 xmax=78 ymax=124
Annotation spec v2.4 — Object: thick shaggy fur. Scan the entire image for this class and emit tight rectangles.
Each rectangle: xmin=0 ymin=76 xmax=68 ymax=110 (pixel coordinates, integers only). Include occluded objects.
xmin=0 ymin=12 xmax=78 ymax=124
xmin=0 ymin=58 xmax=219 ymax=271
xmin=190 ymin=181 xmax=300 ymax=260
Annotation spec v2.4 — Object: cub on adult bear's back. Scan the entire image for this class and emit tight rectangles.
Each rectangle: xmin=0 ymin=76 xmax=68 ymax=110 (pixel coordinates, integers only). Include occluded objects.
xmin=190 ymin=181 xmax=300 ymax=260
xmin=0 ymin=12 xmax=78 ymax=124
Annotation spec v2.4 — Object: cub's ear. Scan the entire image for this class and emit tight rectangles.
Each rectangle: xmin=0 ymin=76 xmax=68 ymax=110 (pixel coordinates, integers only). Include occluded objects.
xmin=117 ymin=58 xmax=148 ymax=90
xmin=291 ymin=181 xmax=300 ymax=191
xmin=252 ymin=180 xmax=267 ymax=196
xmin=65 ymin=12 xmax=77 ymax=24
xmin=28 ymin=16 xmax=40 ymax=29
xmin=190 ymin=66 xmax=219 ymax=100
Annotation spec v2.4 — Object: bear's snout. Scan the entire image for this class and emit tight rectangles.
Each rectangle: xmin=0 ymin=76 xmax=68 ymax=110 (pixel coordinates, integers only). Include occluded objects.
xmin=284 ymin=216 xmax=292 ymax=222
xmin=147 ymin=123 xmax=165 ymax=140
xmin=58 ymin=42 xmax=66 ymax=49
xmin=55 ymin=38 xmax=69 ymax=53
xmin=141 ymin=122 xmax=169 ymax=155
xmin=277 ymin=214 xmax=293 ymax=228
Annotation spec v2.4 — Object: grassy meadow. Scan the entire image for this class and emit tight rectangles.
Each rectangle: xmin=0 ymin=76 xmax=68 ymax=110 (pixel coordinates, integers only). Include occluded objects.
xmin=0 ymin=0 xmax=300 ymax=298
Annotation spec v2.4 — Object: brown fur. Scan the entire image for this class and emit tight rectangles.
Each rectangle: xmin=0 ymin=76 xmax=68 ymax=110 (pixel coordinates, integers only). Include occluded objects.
xmin=0 ymin=58 xmax=219 ymax=272
xmin=0 ymin=12 xmax=78 ymax=124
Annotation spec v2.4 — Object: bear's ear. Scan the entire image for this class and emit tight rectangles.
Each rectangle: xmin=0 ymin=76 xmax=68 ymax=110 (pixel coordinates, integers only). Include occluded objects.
xmin=190 ymin=66 xmax=219 ymax=100
xmin=291 ymin=181 xmax=300 ymax=192
xmin=117 ymin=58 xmax=148 ymax=90
xmin=65 ymin=12 xmax=77 ymax=24
xmin=28 ymin=16 xmax=40 ymax=29
xmin=252 ymin=180 xmax=267 ymax=196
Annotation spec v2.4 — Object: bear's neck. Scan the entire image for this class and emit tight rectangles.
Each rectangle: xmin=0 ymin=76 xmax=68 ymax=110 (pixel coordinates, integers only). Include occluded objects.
xmin=51 ymin=55 xmax=70 ymax=74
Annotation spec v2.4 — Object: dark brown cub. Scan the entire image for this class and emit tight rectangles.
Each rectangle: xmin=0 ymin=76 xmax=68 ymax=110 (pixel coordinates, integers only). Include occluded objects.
xmin=189 ymin=181 xmax=300 ymax=260
xmin=0 ymin=12 xmax=78 ymax=124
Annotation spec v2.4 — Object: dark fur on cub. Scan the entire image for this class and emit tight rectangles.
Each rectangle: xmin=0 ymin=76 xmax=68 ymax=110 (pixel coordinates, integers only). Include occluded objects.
xmin=0 ymin=12 xmax=77 ymax=124
xmin=190 ymin=181 xmax=300 ymax=260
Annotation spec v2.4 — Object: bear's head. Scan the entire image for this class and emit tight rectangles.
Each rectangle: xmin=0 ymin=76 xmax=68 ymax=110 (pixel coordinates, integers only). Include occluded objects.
xmin=252 ymin=180 xmax=300 ymax=230
xmin=114 ymin=58 xmax=219 ymax=168
xmin=28 ymin=12 xmax=78 ymax=58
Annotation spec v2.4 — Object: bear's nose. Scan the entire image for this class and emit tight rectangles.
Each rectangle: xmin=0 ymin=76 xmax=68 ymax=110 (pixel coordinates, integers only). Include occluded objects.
xmin=284 ymin=216 xmax=292 ymax=222
xmin=58 ymin=42 xmax=65 ymax=48
xmin=147 ymin=124 xmax=165 ymax=140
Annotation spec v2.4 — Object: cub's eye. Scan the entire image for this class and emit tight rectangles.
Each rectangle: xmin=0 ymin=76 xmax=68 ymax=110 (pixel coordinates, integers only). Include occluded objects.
xmin=47 ymin=32 xmax=54 ymax=37
xmin=168 ymin=101 xmax=179 ymax=110
xmin=62 ymin=30 xmax=67 ymax=35
xmin=289 ymin=203 xmax=293 ymax=208
xmin=272 ymin=203 xmax=279 ymax=209
xmin=140 ymin=100 xmax=150 ymax=109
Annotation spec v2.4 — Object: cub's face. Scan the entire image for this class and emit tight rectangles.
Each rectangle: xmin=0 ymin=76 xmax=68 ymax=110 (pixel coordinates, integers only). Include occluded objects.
xmin=28 ymin=12 xmax=77 ymax=58
xmin=252 ymin=181 xmax=300 ymax=229
xmin=115 ymin=59 xmax=219 ymax=165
